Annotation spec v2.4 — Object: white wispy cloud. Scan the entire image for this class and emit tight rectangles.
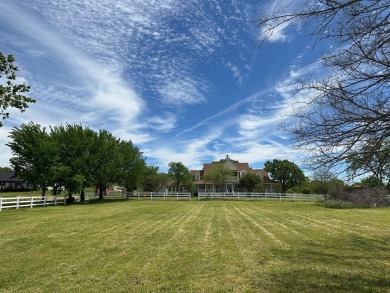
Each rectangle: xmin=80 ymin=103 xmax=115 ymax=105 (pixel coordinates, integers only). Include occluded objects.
xmin=0 ymin=0 xmax=318 ymax=173
xmin=257 ymin=0 xmax=305 ymax=43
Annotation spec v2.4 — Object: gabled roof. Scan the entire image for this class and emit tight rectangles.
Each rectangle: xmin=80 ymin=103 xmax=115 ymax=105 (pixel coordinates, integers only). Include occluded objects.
xmin=0 ymin=171 xmax=23 ymax=182
xmin=200 ymin=156 xmax=268 ymax=176
xmin=236 ymin=162 xmax=250 ymax=171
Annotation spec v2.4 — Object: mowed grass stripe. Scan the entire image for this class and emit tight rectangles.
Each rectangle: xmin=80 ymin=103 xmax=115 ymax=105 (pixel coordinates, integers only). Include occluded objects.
xmin=280 ymin=207 xmax=385 ymax=238
xmin=0 ymin=201 xmax=390 ymax=292
xmin=230 ymin=203 xmax=289 ymax=249
xmin=241 ymin=204 xmax=322 ymax=246
xmin=134 ymin=202 xmax=205 ymax=273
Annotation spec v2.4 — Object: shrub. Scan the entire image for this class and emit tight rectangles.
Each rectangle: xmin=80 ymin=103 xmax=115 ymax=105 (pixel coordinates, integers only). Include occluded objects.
xmin=325 ymin=187 xmax=390 ymax=207
xmin=317 ymin=200 xmax=370 ymax=209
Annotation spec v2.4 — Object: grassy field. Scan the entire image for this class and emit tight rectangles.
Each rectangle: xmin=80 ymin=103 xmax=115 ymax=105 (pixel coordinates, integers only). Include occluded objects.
xmin=0 ymin=190 xmax=42 ymax=198
xmin=0 ymin=201 xmax=389 ymax=292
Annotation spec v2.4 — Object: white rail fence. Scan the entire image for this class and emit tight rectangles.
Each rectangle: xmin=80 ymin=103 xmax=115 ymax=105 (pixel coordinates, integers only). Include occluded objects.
xmin=0 ymin=192 xmax=128 ymax=211
xmin=125 ymin=191 xmax=192 ymax=201
xmin=198 ymin=192 xmax=324 ymax=201
xmin=0 ymin=196 xmax=66 ymax=211
xmin=0 ymin=192 xmax=324 ymax=211
xmin=83 ymin=192 xmax=126 ymax=202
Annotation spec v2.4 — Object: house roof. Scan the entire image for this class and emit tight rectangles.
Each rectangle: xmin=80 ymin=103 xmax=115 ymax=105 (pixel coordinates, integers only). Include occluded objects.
xmin=194 ymin=156 xmax=269 ymax=179
xmin=0 ymin=171 xmax=24 ymax=182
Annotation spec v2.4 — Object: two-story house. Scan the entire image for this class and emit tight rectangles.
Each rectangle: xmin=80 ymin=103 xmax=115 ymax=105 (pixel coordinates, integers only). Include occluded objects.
xmin=190 ymin=155 xmax=276 ymax=193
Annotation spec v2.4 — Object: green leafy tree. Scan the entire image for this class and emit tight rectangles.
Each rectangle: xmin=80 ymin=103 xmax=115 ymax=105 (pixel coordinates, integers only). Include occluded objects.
xmin=7 ymin=122 xmax=59 ymax=197
xmin=238 ymin=173 xmax=262 ymax=192
xmin=309 ymin=168 xmax=336 ymax=195
xmin=142 ymin=166 xmax=170 ymax=192
xmin=90 ymin=130 xmax=121 ymax=200
xmin=203 ymin=163 xmax=232 ymax=192
xmin=0 ymin=53 xmax=35 ymax=126
xmin=347 ymin=140 xmax=390 ymax=190
xmin=264 ymin=159 xmax=305 ymax=193
xmin=168 ymin=162 xmax=191 ymax=192
xmin=359 ymin=176 xmax=385 ymax=189
xmin=50 ymin=124 xmax=96 ymax=202
xmin=116 ymin=140 xmax=146 ymax=192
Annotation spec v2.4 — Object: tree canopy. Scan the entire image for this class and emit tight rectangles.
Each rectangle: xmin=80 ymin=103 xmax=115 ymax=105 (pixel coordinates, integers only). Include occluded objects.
xmin=264 ymin=159 xmax=305 ymax=193
xmin=142 ymin=166 xmax=170 ymax=192
xmin=257 ymin=1 xmax=390 ymax=176
xmin=203 ymin=163 xmax=232 ymax=192
xmin=168 ymin=162 xmax=192 ymax=192
xmin=346 ymin=140 xmax=390 ymax=190
xmin=238 ymin=173 xmax=262 ymax=192
xmin=7 ymin=122 xmax=59 ymax=197
xmin=7 ymin=122 xmax=146 ymax=200
xmin=0 ymin=53 xmax=35 ymax=126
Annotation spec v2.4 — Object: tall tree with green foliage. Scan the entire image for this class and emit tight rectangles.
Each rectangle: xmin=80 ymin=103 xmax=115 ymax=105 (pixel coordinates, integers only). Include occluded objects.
xmin=0 ymin=53 xmax=35 ymax=126
xmin=7 ymin=122 xmax=59 ymax=197
xmin=116 ymin=139 xmax=146 ymax=192
xmin=264 ymin=159 xmax=305 ymax=193
xmin=346 ymin=140 xmax=390 ymax=190
xmin=50 ymin=124 xmax=95 ymax=201
xmin=238 ymin=173 xmax=262 ymax=192
xmin=309 ymin=168 xmax=335 ymax=195
xmin=89 ymin=130 xmax=121 ymax=200
xmin=142 ymin=166 xmax=170 ymax=192
xmin=203 ymin=163 xmax=232 ymax=192
xmin=168 ymin=162 xmax=191 ymax=192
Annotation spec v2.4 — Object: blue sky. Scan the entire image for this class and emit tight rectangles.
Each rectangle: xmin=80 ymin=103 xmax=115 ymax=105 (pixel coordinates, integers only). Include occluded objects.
xmin=0 ymin=0 xmax=328 ymax=172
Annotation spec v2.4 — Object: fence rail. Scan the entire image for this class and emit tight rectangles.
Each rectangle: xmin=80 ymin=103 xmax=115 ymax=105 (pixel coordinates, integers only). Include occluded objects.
xmin=125 ymin=192 xmax=191 ymax=200
xmin=0 ymin=196 xmax=66 ymax=211
xmin=1 ymin=192 xmax=324 ymax=211
xmin=83 ymin=192 xmax=125 ymax=202
xmin=198 ymin=192 xmax=324 ymax=201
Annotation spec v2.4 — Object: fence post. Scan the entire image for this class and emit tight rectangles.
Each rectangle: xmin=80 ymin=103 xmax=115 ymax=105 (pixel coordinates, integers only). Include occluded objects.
xmin=0 ymin=197 xmax=2 ymax=211
xmin=279 ymin=193 xmax=281 ymax=201
xmin=54 ymin=196 xmax=57 ymax=206
xmin=150 ymin=192 xmax=152 ymax=200
xmin=31 ymin=196 xmax=34 ymax=208
xmin=43 ymin=196 xmax=47 ymax=207
xmin=17 ymin=196 xmax=20 ymax=209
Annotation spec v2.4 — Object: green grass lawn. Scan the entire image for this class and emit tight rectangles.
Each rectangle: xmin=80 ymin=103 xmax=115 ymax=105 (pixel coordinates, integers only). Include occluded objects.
xmin=0 ymin=190 xmax=42 ymax=198
xmin=0 ymin=201 xmax=389 ymax=292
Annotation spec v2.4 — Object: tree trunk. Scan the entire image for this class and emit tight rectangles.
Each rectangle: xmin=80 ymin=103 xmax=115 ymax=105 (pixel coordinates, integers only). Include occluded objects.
xmin=98 ymin=186 xmax=105 ymax=200
xmin=80 ymin=189 xmax=85 ymax=203
xmin=41 ymin=185 xmax=46 ymax=200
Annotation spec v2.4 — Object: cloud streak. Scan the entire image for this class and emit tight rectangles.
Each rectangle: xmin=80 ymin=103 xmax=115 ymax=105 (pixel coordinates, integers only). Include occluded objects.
xmin=0 ymin=0 xmax=322 ymax=172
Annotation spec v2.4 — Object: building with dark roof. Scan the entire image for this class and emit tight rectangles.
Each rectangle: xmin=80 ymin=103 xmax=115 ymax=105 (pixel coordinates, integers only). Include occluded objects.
xmin=190 ymin=155 xmax=278 ymax=193
xmin=0 ymin=171 xmax=32 ymax=191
